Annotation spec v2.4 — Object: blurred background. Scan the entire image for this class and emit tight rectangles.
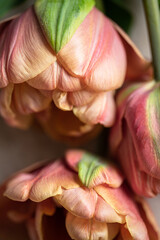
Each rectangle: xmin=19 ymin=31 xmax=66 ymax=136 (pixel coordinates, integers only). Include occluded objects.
xmin=0 ymin=0 xmax=159 ymax=226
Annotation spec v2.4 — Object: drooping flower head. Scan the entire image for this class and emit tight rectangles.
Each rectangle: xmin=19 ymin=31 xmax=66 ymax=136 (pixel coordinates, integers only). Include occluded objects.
xmin=0 ymin=150 xmax=159 ymax=239
xmin=0 ymin=0 xmax=151 ymax=142
xmin=110 ymin=81 xmax=160 ymax=197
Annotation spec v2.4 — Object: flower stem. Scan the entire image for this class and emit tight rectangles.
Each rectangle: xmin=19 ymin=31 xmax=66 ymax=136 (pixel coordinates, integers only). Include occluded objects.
xmin=143 ymin=0 xmax=160 ymax=81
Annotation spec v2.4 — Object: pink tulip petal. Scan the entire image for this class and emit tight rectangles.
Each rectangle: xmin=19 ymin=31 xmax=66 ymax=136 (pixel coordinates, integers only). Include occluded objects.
xmin=94 ymin=195 xmax=125 ymax=224
xmin=116 ymin=119 xmax=160 ymax=197
xmin=58 ymin=8 xmax=126 ymax=92
xmin=27 ymin=63 xmax=58 ymax=91
xmin=73 ymin=91 xmax=116 ymax=127
xmin=0 ymin=84 xmax=32 ymax=128
xmin=4 ymin=160 xmax=80 ymax=202
xmin=68 ymin=89 xmax=97 ymax=107
xmin=0 ymin=15 xmax=19 ymax=33
xmin=28 ymin=60 xmax=83 ymax=92
xmin=95 ymin=184 xmax=149 ymax=240
xmin=0 ymin=16 xmax=20 ymax=87
xmin=52 ymin=90 xmax=73 ymax=111
xmin=66 ymin=212 xmax=109 ymax=240
xmin=0 ymin=7 xmax=56 ymax=87
xmin=56 ymin=63 xmax=82 ymax=92
xmin=111 ymin=82 xmax=160 ymax=197
xmin=65 ymin=150 xmax=84 ymax=171
xmin=114 ymin=23 xmax=152 ymax=81
xmin=66 ymin=150 xmax=123 ymax=188
xmin=13 ymin=83 xmax=51 ymax=114
xmin=54 ymin=188 xmax=97 ymax=219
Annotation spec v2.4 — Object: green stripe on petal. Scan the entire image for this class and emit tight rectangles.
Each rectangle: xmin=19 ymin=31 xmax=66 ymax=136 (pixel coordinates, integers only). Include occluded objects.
xmin=147 ymin=85 xmax=160 ymax=162
xmin=34 ymin=0 xmax=95 ymax=53
xmin=78 ymin=152 xmax=106 ymax=188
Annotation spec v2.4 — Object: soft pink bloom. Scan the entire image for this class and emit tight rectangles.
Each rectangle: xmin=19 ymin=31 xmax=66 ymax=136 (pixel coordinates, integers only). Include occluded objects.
xmin=0 ymin=7 xmax=151 ymax=141
xmin=110 ymin=81 xmax=160 ymax=197
xmin=0 ymin=150 xmax=159 ymax=240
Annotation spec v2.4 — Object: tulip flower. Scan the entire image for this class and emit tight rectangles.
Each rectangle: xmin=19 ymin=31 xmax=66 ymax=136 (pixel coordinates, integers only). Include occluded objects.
xmin=110 ymin=81 xmax=160 ymax=197
xmin=0 ymin=150 xmax=159 ymax=239
xmin=0 ymin=0 xmax=151 ymax=142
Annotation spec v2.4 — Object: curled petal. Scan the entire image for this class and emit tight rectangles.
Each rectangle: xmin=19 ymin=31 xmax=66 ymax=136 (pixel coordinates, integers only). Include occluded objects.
xmin=13 ymin=83 xmax=52 ymax=114
xmin=56 ymin=63 xmax=82 ymax=92
xmin=114 ymin=23 xmax=152 ymax=81
xmin=73 ymin=91 xmax=116 ymax=127
xmin=54 ymin=188 xmax=97 ymax=219
xmin=58 ymin=8 xmax=126 ymax=91
xmin=0 ymin=7 xmax=56 ymax=87
xmin=94 ymin=196 xmax=125 ymax=224
xmin=68 ymin=89 xmax=97 ymax=107
xmin=0 ymin=84 xmax=32 ymax=128
xmin=0 ymin=15 xmax=19 ymax=33
xmin=66 ymin=212 xmax=109 ymax=240
xmin=95 ymin=185 xmax=149 ymax=240
xmin=28 ymin=61 xmax=82 ymax=92
xmin=4 ymin=160 xmax=80 ymax=202
xmin=52 ymin=90 xmax=73 ymax=111
xmin=27 ymin=63 xmax=58 ymax=91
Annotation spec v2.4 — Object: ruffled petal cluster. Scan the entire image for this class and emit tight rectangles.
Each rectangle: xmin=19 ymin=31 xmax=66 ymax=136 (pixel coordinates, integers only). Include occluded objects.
xmin=0 ymin=4 xmax=151 ymax=141
xmin=0 ymin=150 xmax=159 ymax=239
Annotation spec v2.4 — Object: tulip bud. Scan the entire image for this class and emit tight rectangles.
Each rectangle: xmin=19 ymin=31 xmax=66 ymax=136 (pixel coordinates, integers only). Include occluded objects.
xmin=0 ymin=150 xmax=159 ymax=239
xmin=0 ymin=0 xmax=151 ymax=143
xmin=110 ymin=81 xmax=160 ymax=197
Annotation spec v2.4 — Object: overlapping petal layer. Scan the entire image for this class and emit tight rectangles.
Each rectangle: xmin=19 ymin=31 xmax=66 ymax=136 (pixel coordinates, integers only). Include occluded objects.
xmin=110 ymin=81 xmax=160 ymax=197
xmin=1 ymin=150 xmax=159 ymax=239
xmin=0 ymin=4 xmax=151 ymax=142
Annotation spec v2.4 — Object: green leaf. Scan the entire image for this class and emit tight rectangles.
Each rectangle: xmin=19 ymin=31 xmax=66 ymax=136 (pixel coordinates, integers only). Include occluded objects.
xmin=0 ymin=0 xmax=26 ymax=18
xmin=78 ymin=152 xmax=106 ymax=188
xmin=102 ymin=0 xmax=132 ymax=33
xmin=34 ymin=0 xmax=95 ymax=53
